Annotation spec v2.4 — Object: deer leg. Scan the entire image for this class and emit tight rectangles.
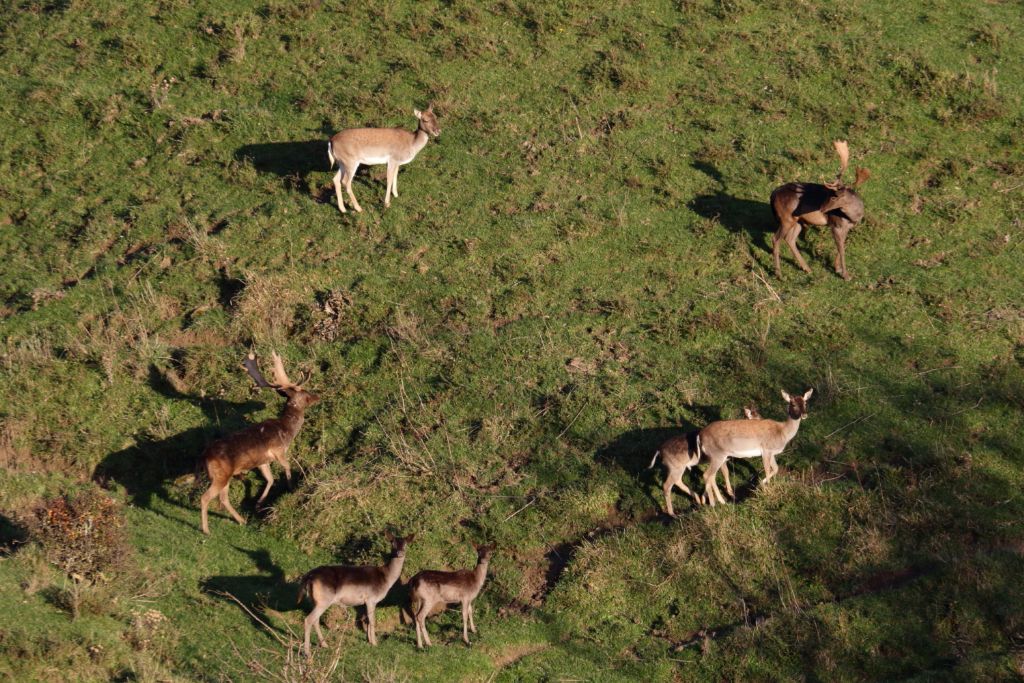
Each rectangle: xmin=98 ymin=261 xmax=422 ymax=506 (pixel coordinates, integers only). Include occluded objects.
xmin=461 ymin=601 xmax=471 ymax=644
xmin=199 ymin=481 xmax=223 ymax=535
xmin=365 ymin=601 xmax=377 ymax=645
xmin=760 ymin=452 xmax=776 ymax=486
xmin=333 ymin=168 xmax=346 ymax=213
xmin=392 ymin=166 xmax=398 ymax=198
xmin=343 ymin=162 xmax=362 ymax=213
xmin=256 ymin=463 xmax=274 ymax=504
xmin=384 ymin=162 xmax=396 ymax=207
xmin=832 ymin=225 xmax=851 ymax=280
xmin=218 ymin=484 xmax=246 ymax=526
xmin=304 ymin=602 xmax=330 ymax=657
xmin=673 ymin=474 xmax=698 ymax=508
xmin=415 ymin=599 xmax=433 ymax=648
xmin=772 ymin=225 xmax=786 ymax=277
xmin=662 ymin=466 xmax=682 ymax=517
xmin=469 ymin=602 xmax=477 ymax=633
xmin=703 ymin=458 xmax=727 ymax=507
xmin=784 ymin=225 xmax=812 ymax=273
xmin=721 ymin=461 xmax=735 ymax=500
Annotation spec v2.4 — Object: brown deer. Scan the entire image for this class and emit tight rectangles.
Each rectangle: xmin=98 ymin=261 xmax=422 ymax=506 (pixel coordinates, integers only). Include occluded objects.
xmin=199 ymin=352 xmax=319 ymax=535
xmin=648 ymin=405 xmax=762 ymax=516
xmin=771 ymin=141 xmax=870 ymax=280
xmin=700 ymin=389 xmax=813 ymax=507
xmin=327 ymin=105 xmax=441 ymax=213
xmin=407 ymin=543 xmax=496 ymax=649
xmin=298 ymin=532 xmax=415 ymax=656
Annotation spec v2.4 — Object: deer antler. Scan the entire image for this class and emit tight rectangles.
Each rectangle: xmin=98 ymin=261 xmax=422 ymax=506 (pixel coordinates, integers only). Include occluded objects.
xmin=832 ymin=140 xmax=849 ymax=184
xmin=242 ymin=353 xmax=275 ymax=389
xmin=853 ymin=167 xmax=871 ymax=187
xmin=270 ymin=352 xmax=300 ymax=390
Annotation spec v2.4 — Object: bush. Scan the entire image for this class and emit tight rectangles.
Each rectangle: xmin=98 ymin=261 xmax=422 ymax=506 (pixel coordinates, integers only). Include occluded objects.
xmin=33 ymin=488 xmax=132 ymax=616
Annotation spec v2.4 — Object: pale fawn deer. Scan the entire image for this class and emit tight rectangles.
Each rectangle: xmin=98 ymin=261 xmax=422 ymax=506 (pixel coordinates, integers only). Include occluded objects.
xmin=649 ymin=405 xmax=762 ymax=516
xmin=327 ymin=105 xmax=441 ymax=213
xmin=771 ymin=141 xmax=870 ymax=280
xmin=199 ymin=352 xmax=319 ymax=535
xmin=298 ymin=532 xmax=415 ymax=656
xmin=700 ymin=389 xmax=813 ymax=507
xmin=407 ymin=543 xmax=496 ymax=648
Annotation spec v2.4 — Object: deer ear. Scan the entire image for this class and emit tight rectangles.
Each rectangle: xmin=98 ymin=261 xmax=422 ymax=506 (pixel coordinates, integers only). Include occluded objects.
xmin=405 ymin=533 xmax=416 ymax=544
xmin=803 ymin=388 xmax=814 ymax=401
xmin=384 ymin=530 xmax=395 ymax=542
xmin=413 ymin=109 xmax=422 ymax=119
xmin=781 ymin=390 xmax=792 ymax=402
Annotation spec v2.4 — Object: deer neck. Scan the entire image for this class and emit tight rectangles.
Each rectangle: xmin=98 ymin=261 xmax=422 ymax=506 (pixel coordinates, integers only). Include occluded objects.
xmin=381 ymin=552 xmax=406 ymax=588
xmin=471 ymin=558 xmax=491 ymax=589
xmin=779 ymin=414 xmax=802 ymax=444
xmin=278 ymin=404 xmax=306 ymax=439
xmin=411 ymin=126 xmax=430 ymax=154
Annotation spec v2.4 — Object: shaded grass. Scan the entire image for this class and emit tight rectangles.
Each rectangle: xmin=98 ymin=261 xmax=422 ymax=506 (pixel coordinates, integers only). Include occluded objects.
xmin=2 ymin=0 xmax=1024 ymax=680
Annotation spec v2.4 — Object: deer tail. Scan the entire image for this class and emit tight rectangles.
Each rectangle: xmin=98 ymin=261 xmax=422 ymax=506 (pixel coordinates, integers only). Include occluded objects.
xmin=297 ymin=571 xmax=312 ymax=605
xmin=648 ymin=450 xmax=661 ymax=469
xmin=327 ymin=140 xmax=336 ymax=169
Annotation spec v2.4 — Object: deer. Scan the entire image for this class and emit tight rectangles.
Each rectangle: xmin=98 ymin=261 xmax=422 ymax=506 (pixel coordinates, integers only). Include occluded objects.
xmin=298 ymin=532 xmax=415 ymax=656
xmin=700 ymin=389 xmax=813 ymax=507
xmin=199 ymin=352 xmax=319 ymax=535
xmin=407 ymin=543 xmax=496 ymax=649
xmin=771 ymin=140 xmax=870 ymax=280
xmin=648 ymin=405 xmax=763 ymax=516
xmin=327 ymin=104 xmax=441 ymax=213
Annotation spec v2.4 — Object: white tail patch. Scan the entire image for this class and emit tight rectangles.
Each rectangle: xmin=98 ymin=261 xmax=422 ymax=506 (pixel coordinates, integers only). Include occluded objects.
xmin=648 ymin=450 xmax=660 ymax=469
xmin=327 ymin=140 xmax=335 ymax=168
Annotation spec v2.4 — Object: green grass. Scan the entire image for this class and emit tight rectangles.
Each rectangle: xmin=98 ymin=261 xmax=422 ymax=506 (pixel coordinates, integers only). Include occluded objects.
xmin=2 ymin=0 xmax=1024 ymax=680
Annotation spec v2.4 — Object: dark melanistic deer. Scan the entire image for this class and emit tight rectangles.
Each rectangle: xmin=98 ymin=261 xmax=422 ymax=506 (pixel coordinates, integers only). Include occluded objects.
xmin=771 ymin=141 xmax=870 ymax=280
xmin=199 ymin=352 xmax=319 ymax=535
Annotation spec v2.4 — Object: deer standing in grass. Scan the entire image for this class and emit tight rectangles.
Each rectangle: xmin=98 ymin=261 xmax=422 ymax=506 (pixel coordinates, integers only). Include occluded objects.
xmin=327 ymin=105 xmax=441 ymax=213
xmin=771 ymin=141 xmax=870 ymax=280
xmin=700 ymin=389 xmax=813 ymax=507
xmin=298 ymin=532 xmax=415 ymax=656
xmin=199 ymin=352 xmax=319 ymax=535
xmin=407 ymin=543 xmax=496 ymax=649
xmin=648 ymin=405 xmax=762 ymax=516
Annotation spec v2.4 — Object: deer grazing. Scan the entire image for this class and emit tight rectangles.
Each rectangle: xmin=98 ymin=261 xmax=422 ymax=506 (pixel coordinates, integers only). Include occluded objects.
xmin=407 ymin=543 xmax=496 ymax=649
xmin=700 ymin=389 xmax=813 ymax=507
xmin=327 ymin=105 xmax=441 ymax=213
xmin=199 ymin=352 xmax=319 ymax=535
xmin=648 ymin=405 xmax=762 ymax=516
xmin=298 ymin=532 xmax=415 ymax=656
xmin=771 ymin=141 xmax=870 ymax=280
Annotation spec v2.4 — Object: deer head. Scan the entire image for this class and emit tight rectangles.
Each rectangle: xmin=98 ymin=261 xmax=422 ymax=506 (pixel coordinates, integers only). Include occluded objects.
xmin=242 ymin=352 xmax=320 ymax=410
xmin=821 ymin=140 xmax=870 ymax=215
xmin=414 ymin=104 xmax=441 ymax=137
xmin=474 ymin=542 xmax=497 ymax=562
xmin=780 ymin=389 xmax=813 ymax=420
xmin=385 ymin=530 xmax=416 ymax=556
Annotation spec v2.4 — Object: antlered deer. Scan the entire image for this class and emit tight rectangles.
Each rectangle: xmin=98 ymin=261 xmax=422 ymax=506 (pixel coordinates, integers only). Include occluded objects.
xmin=298 ymin=532 xmax=415 ymax=655
xmin=199 ymin=352 xmax=319 ymax=535
xmin=648 ymin=405 xmax=762 ymax=516
xmin=771 ymin=141 xmax=870 ymax=280
xmin=407 ymin=543 xmax=496 ymax=648
xmin=701 ymin=389 xmax=813 ymax=507
xmin=327 ymin=105 xmax=441 ymax=213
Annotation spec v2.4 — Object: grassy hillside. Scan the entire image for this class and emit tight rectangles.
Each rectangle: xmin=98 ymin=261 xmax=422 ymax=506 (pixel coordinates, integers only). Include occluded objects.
xmin=2 ymin=0 xmax=1023 ymax=680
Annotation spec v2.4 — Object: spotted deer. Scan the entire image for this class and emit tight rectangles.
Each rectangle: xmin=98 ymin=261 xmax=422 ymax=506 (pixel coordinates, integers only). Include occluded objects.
xmin=298 ymin=532 xmax=415 ymax=656
xmin=199 ymin=352 xmax=319 ymax=535
xmin=700 ymin=389 xmax=813 ymax=507
xmin=407 ymin=543 xmax=496 ymax=648
xmin=327 ymin=105 xmax=441 ymax=213
xmin=771 ymin=141 xmax=870 ymax=280
xmin=648 ymin=405 xmax=762 ymax=516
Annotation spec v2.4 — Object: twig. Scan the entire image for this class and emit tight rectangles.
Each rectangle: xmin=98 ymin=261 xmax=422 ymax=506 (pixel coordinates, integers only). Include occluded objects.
xmin=557 ymin=403 xmax=587 ymax=439
xmin=753 ymin=268 xmax=782 ymax=303
xmin=209 ymin=590 xmax=288 ymax=646
xmin=503 ymin=497 xmax=537 ymax=522
xmin=948 ymin=397 xmax=983 ymax=416
xmin=823 ymin=412 xmax=878 ymax=439
xmin=915 ymin=365 xmax=960 ymax=376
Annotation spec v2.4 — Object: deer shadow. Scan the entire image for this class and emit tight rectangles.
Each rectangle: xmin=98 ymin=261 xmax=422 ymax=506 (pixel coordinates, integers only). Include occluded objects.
xmin=0 ymin=513 xmax=30 ymax=555
xmin=92 ymin=365 xmax=265 ymax=520
xmin=234 ymin=138 xmax=378 ymax=200
xmin=201 ymin=547 xmax=297 ymax=637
